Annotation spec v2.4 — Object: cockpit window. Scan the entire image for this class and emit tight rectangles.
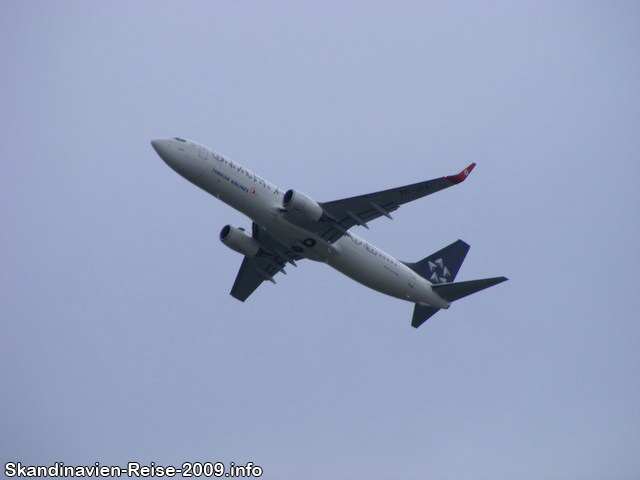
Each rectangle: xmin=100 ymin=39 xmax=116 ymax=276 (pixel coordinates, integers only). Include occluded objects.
xmin=174 ymin=137 xmax=187 ymax=142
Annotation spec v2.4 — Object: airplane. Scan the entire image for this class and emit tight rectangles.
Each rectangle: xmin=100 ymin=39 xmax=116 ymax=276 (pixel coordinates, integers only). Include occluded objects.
xmin=151 ymin=137 xmax=507 ymax=328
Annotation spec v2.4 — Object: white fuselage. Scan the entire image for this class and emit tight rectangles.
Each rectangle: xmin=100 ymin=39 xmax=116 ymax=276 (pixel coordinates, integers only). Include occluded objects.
xmin=153 ymin=138 xmax=449 ymax=309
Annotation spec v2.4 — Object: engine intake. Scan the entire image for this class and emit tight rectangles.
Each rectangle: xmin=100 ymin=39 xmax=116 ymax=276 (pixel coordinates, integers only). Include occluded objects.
xmin=282 ymin=189 xmax=323 ymax=221
xmin=219 ymin=225 xmax=260 ymax=257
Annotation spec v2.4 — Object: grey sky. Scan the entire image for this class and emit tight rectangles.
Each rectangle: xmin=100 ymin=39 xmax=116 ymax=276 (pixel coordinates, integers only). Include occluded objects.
xmin=1 ymin=1 xmax=639 ymax=479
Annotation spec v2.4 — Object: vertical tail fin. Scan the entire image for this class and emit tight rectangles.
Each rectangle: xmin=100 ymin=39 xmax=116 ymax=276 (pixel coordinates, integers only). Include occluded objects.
xmin=404 ymin=239 xmax=470 ymax=284
xmin=407 ymin=239 xmax=470 ymax=328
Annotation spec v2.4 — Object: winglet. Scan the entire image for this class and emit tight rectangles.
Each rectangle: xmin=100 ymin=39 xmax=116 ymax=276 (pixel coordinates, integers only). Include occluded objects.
xmin=446 ymin=163 xmax=476 ymax=184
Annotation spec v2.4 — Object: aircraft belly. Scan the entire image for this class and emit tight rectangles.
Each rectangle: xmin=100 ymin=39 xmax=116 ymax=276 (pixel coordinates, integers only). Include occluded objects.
xmin=264 ymin=218 xmax=329 ymax=262
xmin=326 ymin=236 xmax=449 ymax=307
xmin=328 ymin=236 xmax=412 ymax=300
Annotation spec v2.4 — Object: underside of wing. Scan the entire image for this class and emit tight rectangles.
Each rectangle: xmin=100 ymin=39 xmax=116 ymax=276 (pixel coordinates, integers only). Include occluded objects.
xmin=317 ymin=163 xmax=475 ymax=243
xmin=230 ymin=223 xmax=303 ymax=301
xmin=230 ymin=255 xmax=279 ymax=301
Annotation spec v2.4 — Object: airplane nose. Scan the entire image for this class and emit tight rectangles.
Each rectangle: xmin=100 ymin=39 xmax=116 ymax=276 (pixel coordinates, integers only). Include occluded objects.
xmin=151 ymin=138 xmax=178 ymax=171
xmin=151 ymin=138 xmax=167 ymax=156
xmin=151 ymin=138 xmax=187 ymax=175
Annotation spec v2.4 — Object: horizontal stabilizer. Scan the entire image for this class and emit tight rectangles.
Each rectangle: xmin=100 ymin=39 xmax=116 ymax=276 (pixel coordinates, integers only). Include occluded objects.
xmin=432 ymin=276 xmax=508 ymax=303
xmin=411 ymin=304 xmax=440 ymax=328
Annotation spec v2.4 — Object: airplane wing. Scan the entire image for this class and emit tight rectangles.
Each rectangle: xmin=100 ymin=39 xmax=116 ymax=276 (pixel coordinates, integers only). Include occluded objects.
xmin=230 ymin=223 xmax=303 ymax=301
xmin=317 ymin=163 xmax=476 ymax=243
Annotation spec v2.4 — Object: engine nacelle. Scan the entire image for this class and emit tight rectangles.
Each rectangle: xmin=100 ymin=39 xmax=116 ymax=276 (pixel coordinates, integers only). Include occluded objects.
xmin=282 ymin=189 xmax=323 ymax=221
xmin=219 ymin=225 xmax=260 ymax=257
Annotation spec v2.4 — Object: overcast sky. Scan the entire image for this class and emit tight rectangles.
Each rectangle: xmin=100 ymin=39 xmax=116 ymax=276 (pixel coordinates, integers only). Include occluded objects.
xmin=1 ymin=2 xmax=639 ymax=479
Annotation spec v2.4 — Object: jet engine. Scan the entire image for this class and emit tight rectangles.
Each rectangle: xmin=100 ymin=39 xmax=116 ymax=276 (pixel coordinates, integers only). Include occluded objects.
xmin=219 ymin=225 xmax=260 ymax=257
xmin=282 ymin=189 xmax=323 ymax=221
